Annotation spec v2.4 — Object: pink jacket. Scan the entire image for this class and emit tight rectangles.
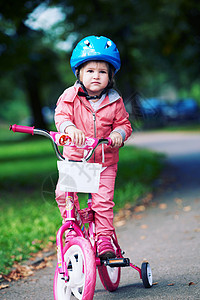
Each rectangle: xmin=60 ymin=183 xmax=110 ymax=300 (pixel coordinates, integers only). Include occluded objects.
xmin=55 ymin=83 xmax=132 ymax=167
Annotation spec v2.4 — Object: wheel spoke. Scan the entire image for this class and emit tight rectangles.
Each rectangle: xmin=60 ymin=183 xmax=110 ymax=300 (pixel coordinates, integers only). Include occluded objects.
xmin=65 ymin=284 xmax=72 ymax=299
xmin=107 ymin=266 xmax=118 ymax=283
xmin=68 ymin=251 xmax=85 ymax=287
xmin=71 ymin=286 xmax=83 ymax=299
xmin=74 ymin=253 xmax=85 ymax=286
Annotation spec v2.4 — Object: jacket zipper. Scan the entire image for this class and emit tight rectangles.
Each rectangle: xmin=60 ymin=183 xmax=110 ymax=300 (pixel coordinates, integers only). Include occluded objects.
xmin=79 ymin=96 xmax=120 ymax=162
xmin=92 ymin=112 xmax=96 ymax=138
xmin=92 ymin=112 xmax=96 ymax=162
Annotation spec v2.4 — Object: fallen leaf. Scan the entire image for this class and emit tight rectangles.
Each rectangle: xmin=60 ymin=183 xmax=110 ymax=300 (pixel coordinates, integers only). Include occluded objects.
xmin=140 ymin=235 xmax=146 ymax=240
xmin=124 ymin=203 xmax=131 ymax=209
xmin=33 ymin=261 xmax=47 ymax=270
xmin=116 ymin=209 xmax=125 ymax=218
xmin=114 ymin=220 xmax=126 ymax=227
xmin=141 ymin=224 xmax=148 ymax=229
xmin=3 ymin=264 xmax=34 ymax=282
xmin=114 ymin=209 xmax=126 ymax=224
xmin=168 ymin=283 xmax=175 ymax=286
xmin=0 ymin=284 xmax=9 ymax=290
xmin=133 ymin=214 xmax=143 ymax=220
xmin=152 ymin=282 xmax=158 ymax=285
xmin=189 ymin=282 xmax=195 ymax=286
xmin=194 ymin=228 xmax=200 ymax=232
xmin=159 ymin=203 xmax=167 ymax=210
xmin=43 ymin=244 xmax=53 ymax=252
xmin=29 ymin=257 xmax=36 ymax=261
xmin=142 ymin=193 xmax=153 ymax=204
xmin=174 ymin=198 xmax=183 ymax=206
xmin=183 ymin=206 xmax=191 ymax=212
xmin=134 ymin=205 xmax=145 ymax=213
xmin=124 ymin=209 xmax=131 ymax=219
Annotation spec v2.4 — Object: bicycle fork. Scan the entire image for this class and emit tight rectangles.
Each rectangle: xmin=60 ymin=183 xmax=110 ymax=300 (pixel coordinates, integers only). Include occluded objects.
xmin=56 ymin=192 xmax=87 ymax=280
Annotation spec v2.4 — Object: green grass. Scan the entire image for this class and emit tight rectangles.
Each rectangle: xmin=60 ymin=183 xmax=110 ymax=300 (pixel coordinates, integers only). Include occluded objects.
xmin=146 ymin=121 xmax=200 ymax=132
xmin=159 ymin=123 xmax=200 ymax=132
xmin=0 ymin=193 xmax=61 ymax=274
xmin=0 ymin=135 xmax=164 ymax=275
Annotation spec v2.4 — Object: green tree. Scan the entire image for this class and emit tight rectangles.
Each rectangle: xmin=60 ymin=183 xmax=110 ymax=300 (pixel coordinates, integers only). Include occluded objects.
xmin=0 ymin=1 xmax=63 ymax=127
xmin=1 ymin=0 xmax=200 ymax=126
xmin=61 ymin=0 xmax=200 ymax=92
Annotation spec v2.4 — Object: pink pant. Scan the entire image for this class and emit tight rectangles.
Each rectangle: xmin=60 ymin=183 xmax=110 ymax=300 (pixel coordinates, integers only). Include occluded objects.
xmin=55 ymin=164 xmax=118 ymax=238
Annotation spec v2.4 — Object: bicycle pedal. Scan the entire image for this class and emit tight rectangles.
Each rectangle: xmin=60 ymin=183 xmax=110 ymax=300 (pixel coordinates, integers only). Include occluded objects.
xmin=105 ymin=257 xmax=130 ymax=267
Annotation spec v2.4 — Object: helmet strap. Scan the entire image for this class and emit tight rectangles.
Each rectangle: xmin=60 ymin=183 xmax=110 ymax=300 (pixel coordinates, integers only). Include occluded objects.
xmin=78 ymin=91 xmax=101 ymax=100
xmin=77 ymin=80 xmax=108 ymax=100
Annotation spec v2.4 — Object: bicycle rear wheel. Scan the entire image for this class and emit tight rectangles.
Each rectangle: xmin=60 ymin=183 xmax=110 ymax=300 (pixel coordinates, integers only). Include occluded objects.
xmin=98 ymin=264 xmax=121 ymax=292
xmin=54 ymin=237 xmax=96 ymax=300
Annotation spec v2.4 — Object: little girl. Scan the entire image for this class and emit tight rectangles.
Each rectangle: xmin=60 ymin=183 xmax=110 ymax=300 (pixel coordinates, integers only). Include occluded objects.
xmin=55 ymin=35 xmax=132 ymax=259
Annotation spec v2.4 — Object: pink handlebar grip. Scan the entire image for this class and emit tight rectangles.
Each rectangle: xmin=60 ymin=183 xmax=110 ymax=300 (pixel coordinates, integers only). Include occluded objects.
xmin=10 ymin=124 xmax=35 ymax=135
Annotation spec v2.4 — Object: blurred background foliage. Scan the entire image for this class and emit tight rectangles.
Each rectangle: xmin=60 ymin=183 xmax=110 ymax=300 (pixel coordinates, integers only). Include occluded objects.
xmin=0 ymin=0 xmax=200 ymax=128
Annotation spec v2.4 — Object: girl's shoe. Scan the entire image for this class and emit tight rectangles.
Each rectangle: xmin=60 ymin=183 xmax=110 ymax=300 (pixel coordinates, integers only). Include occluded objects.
xmin=97 ymin=236 xmax=116 ymax=259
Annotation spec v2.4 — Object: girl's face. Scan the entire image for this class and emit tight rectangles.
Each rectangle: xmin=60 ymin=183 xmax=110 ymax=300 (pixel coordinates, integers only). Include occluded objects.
xmin=79 ymin=61 xmax=110 ymax=98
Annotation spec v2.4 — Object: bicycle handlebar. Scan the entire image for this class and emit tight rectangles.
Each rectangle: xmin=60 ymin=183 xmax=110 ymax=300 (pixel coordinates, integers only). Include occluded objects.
xmin=9 ymin=124 xmax=112 ymax=162
xmin=10 ymin=124 xmax=35 ymax=135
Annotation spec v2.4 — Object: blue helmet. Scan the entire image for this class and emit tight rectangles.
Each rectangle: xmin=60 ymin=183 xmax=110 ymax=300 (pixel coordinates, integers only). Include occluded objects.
xmin=70 ymin=36 xmax=121 ymax=76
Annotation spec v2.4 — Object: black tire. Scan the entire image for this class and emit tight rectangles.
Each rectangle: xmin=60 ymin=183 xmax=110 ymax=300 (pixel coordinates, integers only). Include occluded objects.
xmin=141 ymin=262 xmax=153 ymax=288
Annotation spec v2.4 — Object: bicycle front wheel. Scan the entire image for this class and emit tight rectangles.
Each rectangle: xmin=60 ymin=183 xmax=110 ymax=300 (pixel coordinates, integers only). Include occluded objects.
xmin=54 ymin=237 xmax=96 ymax=300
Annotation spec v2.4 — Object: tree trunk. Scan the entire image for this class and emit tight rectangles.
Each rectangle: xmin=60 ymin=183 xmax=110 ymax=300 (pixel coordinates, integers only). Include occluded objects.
xmin=24 ymin=69 xmax=47 ymax=129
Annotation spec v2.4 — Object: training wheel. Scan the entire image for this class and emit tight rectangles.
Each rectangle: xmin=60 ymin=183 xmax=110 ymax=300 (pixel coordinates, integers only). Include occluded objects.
xmin=141 ymin=262 xmax=153 ymax=288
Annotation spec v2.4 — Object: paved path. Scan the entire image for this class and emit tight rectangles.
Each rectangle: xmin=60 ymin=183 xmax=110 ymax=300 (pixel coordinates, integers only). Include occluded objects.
xmin=1 ymin=131 xmax=200 ymax=299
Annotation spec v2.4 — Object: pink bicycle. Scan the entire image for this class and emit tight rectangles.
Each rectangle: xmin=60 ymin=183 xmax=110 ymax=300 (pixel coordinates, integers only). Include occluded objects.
xmin=10 ymin=124 xmax=153 ymax=300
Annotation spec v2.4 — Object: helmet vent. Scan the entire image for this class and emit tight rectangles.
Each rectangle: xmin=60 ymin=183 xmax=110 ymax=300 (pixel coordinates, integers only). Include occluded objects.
xmin=84 ymin=40 xmax=91 ymax=47
xmin=105 ymin=41 xmax=112 ymax=48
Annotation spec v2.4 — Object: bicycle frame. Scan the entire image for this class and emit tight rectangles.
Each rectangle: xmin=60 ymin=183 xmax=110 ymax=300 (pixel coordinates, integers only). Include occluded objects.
xmin=56 ymin=189 xmax=142 ymax=280
xmin=55 ymin=189 xmax=124 ymax=280
xmin=10 ymin=124 xmax=152 ymax=295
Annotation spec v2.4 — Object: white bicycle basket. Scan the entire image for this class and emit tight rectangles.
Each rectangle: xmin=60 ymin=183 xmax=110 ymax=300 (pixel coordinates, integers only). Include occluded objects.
xmin=57 ymin=161 xmax=102 ymax=193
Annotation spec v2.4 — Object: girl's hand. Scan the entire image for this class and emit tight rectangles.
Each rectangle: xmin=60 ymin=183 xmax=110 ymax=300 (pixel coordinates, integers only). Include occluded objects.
xmin=109 ymin=132 xmax=123 ymax=148
xmin=65 ymin=126 xmax=85 ymax=146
